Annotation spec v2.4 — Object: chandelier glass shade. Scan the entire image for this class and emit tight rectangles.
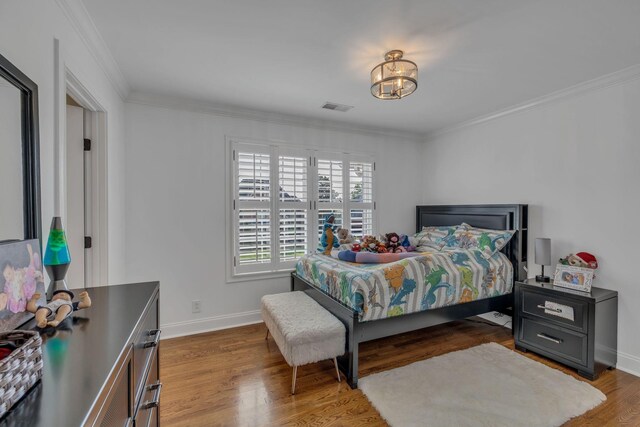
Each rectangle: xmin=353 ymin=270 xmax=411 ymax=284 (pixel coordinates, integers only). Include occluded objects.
xmin=370 ymin=50 xmax=418 ymax=100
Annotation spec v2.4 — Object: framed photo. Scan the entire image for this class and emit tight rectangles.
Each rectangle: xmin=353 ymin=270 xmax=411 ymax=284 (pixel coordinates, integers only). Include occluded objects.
xmin=0 ymin=239 xmax=46 ymax=332
xmin=553 ymin=264 xmax=594 ymax=293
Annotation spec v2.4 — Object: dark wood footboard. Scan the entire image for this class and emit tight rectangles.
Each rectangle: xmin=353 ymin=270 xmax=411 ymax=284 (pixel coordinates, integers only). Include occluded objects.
xmin=292 ymin=272 xmax=513 ymax=388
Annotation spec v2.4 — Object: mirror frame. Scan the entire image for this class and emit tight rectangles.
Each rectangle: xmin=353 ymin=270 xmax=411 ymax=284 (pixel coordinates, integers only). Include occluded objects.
xmin=0 ymin=53 xmax=42 ymax=242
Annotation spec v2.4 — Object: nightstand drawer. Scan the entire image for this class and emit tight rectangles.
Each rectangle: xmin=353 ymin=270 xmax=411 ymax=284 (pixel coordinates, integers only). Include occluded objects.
xmin=519 ymin=318 xmax=588 ymax=366
xmin=521 ymin=289 xmax=588 ymax=332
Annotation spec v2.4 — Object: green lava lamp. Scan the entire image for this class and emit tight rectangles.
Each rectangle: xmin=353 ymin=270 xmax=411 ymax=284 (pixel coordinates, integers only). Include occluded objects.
xmin=44 ymin=217 xmax=71 ymax=301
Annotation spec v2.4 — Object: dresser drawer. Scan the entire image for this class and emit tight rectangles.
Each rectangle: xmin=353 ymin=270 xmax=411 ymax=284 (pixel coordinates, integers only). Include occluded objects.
xmin=133 ymin=296 xmax=160 ymax=408
xmin=134 ymin=350 xmax=160 ymax=427
xmin=521 ymin=289 xmax=588 ymax=332
xmin=519 ymin=317 xmax=588 ymax=366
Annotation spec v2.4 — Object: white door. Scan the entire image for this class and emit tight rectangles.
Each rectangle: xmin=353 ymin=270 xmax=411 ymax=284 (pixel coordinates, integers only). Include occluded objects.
xmin=66 ymin=105 xmax=87 ymax=289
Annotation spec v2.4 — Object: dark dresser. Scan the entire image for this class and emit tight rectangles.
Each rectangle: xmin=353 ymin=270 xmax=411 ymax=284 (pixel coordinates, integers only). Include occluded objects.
xmin=514 ymin=278 xmax=617 ymax=380
xmin=0 ymin=282 xmax=161 ymax=426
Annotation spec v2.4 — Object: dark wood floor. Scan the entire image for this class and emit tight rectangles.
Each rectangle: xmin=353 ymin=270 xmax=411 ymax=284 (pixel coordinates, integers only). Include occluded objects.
xmin=160 ymin=319 xmax=640 ymax=426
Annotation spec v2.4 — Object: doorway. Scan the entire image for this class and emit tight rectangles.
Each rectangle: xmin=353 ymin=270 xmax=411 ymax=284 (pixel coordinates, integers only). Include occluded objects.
xmin=65 ymin=95 xmax=92 ymax=288
xmin=63 ymin=72 xmax=109 ymax=288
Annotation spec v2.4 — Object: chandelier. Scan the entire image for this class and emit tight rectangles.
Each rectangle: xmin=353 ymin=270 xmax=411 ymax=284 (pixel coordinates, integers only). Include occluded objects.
xmin=370 ymin=50 xmax=418 ymax=100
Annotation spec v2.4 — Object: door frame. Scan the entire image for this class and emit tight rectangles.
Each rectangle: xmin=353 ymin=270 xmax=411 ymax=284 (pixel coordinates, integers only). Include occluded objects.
xmin=54 ymin=39 xmax=109 ymax=287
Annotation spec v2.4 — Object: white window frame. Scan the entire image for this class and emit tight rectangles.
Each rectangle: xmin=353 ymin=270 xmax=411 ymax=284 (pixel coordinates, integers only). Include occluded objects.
xmin=227 ymin=137 xmax=377 ymax=280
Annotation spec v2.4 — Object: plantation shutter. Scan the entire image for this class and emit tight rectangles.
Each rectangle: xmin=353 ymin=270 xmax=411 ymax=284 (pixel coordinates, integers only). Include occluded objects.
xmin=234 ymin=144 xmax=273 ymax=273
xmin=347 ymin=159 xmax=375 ymax=238
xmin=231 ymin=139 xmax=376 ymax=277
xmin=277 ymin=152 xmax=311 ymax=267
xmin=316 ymin=156 xmax=344 ymax=243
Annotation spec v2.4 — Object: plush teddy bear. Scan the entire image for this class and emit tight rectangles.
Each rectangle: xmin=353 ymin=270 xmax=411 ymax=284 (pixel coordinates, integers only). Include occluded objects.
xmin=559 ymin=252 xmax=598 ymax=269
xmin=385 ymin=232 xmax=406 ymax=253
xmin=336 ymin=228 xmax=354 ymax=244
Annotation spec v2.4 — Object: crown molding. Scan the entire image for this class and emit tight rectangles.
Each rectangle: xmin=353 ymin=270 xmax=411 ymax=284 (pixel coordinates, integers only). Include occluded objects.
xmin=427 ymin=63 xmax=640 ymax=141
xmin=126 ymin=91 xmax=424 ymax=142
xmin=55 ymin=0 xmax=130 ymax=100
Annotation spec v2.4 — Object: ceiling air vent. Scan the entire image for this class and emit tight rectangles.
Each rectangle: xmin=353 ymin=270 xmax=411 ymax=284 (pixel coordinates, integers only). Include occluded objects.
xmin=321 ymin=102 xmax=353 ymax=112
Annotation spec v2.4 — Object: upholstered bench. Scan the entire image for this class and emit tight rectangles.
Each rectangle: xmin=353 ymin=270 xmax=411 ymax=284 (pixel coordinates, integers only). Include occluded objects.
xmin=261 ymin=291 xmax=346 ymax=394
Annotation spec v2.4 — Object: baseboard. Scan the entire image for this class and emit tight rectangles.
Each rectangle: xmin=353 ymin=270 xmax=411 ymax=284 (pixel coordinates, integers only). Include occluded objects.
xmin=160 ymin=309 xmax=262 ymax=340
xmin=617 ymin=350 xmax=640 ymax=378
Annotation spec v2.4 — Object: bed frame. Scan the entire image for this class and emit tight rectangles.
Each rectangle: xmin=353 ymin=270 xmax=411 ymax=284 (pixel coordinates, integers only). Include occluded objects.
xmin=291 ymin=204 xmax=528 ymax=388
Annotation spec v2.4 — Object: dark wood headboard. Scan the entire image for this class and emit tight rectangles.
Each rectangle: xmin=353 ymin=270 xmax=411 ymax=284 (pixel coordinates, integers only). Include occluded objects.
xmin=416 ymin=204 xmax=528 ymax=282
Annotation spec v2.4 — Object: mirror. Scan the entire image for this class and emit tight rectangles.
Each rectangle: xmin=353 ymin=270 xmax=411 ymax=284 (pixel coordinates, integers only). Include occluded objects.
xmin=0 ymin=79 xmax=24 ymax=237
xmin=0 ymin=53 xmax=41 ymax=243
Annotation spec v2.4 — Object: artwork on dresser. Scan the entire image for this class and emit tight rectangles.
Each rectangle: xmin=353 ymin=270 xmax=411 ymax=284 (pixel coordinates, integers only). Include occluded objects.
xmin=553 ymin=264 xmax=594 ymax=293
xmin=0 ymin=239 xmax=46 ymax=332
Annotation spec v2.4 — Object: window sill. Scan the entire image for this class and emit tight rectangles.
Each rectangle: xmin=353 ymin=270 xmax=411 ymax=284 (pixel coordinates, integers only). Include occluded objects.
xmin=227 ymin=269 xmax=294 ymax=284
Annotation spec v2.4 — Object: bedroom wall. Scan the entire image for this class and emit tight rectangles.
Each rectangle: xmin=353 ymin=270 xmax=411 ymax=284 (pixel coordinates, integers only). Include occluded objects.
xmin=124 ymin=100 xmax=424 ymax=337
xmin=0 ymin=1 xmax=128 ymax=283
xmin=421 ymin=74 xmax=640 ymax=375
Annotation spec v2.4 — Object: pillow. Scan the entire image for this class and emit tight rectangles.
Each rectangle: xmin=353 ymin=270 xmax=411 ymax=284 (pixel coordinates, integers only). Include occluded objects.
xmin=453 ymin=223 xmax=515 ymax=258
xmin=414 ymin=225 xmax=460 ymax=251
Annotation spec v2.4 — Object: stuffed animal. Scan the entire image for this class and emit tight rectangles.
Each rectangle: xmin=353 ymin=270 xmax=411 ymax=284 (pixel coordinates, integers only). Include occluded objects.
xmin=337 ymin=228 xmax=354 ymax=244
xmin=362 ymin=235 xmax=382 ymax=253
xmin=399 ymin=234 xmax=416 ymax=252
xmin=386 ymin=232 xmax=406 ymax=253
xmin=559 ymin=252 xmax=598 ymax=269
xmin=351 ymin=242 xmax=361 ymax=252
xmin=26 ymin=290 xmax=92 ymax=328
xmin=318 ymin=213 xmax=340 ymax=255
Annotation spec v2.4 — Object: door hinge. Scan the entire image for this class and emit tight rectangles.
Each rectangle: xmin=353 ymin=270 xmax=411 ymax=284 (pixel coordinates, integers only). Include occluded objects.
xmin=233 ymin=149 xmax=236 ymax=161
xmin=233 ymin=199 xmax=236 ymax=210
xmin=233 ymin=256 xmax=237 ymax=267
xmin=373 ymin=162 xmax=376 ymax=171
xmin=84 ymin=236 xmax=92 ymax=249
xmin=84 ymin=138 xmax=91 ymax=151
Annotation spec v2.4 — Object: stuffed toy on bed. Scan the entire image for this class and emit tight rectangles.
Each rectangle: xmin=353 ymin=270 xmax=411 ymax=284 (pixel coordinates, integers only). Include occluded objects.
xmin=318 ymin=213 xmax=340 ymax=255
xmin=336 ymin=228 xmax=354 ymax=244
xmin=385 ymin=232 xmax=406 ymax=253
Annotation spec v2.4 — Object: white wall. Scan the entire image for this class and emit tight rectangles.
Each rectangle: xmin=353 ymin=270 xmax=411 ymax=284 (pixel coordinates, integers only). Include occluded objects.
xmin=421 ymin=76 xmax=640 ymax=375
xmin=0 ymin=1 xmax=127 ymax=283
xmin=124 ymin=101 xmax=423 ymax=337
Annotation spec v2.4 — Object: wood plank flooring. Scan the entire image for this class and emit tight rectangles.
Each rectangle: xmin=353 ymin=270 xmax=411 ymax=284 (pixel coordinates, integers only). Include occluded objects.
xmin=160 ymin=319 xmax=640 ymax=426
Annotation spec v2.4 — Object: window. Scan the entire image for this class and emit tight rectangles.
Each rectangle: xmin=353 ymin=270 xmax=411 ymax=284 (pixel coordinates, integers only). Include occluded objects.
xmin=231 ymin=140 xmax=376 ymax=275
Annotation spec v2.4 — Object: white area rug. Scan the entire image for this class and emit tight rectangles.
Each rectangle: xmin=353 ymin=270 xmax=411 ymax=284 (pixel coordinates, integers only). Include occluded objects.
xmin=359 ymin=342 xmax=605 ymax=427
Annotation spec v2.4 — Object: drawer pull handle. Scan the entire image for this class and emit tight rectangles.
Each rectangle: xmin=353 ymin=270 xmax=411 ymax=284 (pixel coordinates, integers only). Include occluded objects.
xmin=141 ymin=381 xmax=163 ymax=409
xmin=536 ymin=333 xmax=563 ymax=344
xmin=143 ymin=329 xmax=162 ymax=348
xmin=537 ymin=304 xmax=562 ymax=313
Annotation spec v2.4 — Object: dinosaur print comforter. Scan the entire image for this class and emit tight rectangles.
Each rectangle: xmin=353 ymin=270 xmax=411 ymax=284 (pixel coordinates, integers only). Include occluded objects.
xmin=295 ymin=248 xmax=513 ymax=322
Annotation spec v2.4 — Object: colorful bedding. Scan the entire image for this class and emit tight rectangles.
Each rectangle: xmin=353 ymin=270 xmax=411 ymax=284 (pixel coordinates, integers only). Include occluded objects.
xmin=295 ymin=248 xmax=513 ymax=322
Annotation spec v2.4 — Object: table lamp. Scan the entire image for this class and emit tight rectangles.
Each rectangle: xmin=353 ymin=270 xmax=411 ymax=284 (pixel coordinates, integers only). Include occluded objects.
xmin=44 ymin=217 xmax=71 ymax=300
xmin=535 ymin=237 xmax=551 ymax=283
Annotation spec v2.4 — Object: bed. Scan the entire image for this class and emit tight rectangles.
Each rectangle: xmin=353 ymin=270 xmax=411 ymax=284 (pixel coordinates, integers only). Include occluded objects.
xmin=291 ymin=204 xmax=528 ymax=388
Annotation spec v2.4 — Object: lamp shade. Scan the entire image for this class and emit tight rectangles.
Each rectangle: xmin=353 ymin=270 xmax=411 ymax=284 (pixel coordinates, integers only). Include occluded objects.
xmin=535 ymin=238 xmax=551 ymax=266
xmin=43 ymin=217 xmax=71 ymax=266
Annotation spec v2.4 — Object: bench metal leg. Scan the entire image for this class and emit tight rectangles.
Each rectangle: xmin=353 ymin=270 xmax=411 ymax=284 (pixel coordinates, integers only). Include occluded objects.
xmin=333 ymin=358 xmax=341 ymax=383
xmin=291 ymin=366 xmax=297 ymax=395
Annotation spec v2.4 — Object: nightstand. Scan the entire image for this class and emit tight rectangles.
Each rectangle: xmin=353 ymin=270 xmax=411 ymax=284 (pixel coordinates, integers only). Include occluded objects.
xmin=514 ymin=279 xmax=618 ymax=380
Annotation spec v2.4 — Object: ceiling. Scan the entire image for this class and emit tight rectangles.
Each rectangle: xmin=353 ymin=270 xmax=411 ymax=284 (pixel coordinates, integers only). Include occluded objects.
xmin=82 ymin=0 xmax=640 ymax=136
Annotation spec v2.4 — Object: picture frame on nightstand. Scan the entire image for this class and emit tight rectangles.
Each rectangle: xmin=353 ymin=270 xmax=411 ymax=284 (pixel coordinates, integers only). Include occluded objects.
xmin=553 ymin=264 xmax=594 ymax=293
